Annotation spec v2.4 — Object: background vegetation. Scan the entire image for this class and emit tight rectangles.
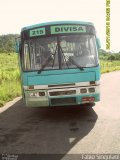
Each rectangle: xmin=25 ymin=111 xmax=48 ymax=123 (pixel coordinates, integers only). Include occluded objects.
xmin=0 ymin=36 xmax=120 ymax=107
xmin=0 ymin=53 xmax=21 ymax=107
xmin=99 ymin=49 xmax=120 ymax=73
xmin=0 ymin=34 xmax=19 ymax=53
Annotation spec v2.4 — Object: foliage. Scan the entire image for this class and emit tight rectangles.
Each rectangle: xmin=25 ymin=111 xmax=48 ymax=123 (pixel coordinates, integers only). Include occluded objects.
xmin=0 ymin=34 xmax=19 ymax=53
xmin=0 ymin=53 xmax=21 ymax=107
xmin=100 ymin=60 xmax=120 ymax=73
xmin=99 ymin=51 xmax=120 ymax=73
xmin=99 ymin=51 xmax=120 ymax=61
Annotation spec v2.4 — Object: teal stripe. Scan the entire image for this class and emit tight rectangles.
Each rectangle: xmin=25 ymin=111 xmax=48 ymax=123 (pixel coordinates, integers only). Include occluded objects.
xmin=22 ymin=66 xmax=100 ymax=86
xmin=27 ymin=72 xmax=95 ymax=85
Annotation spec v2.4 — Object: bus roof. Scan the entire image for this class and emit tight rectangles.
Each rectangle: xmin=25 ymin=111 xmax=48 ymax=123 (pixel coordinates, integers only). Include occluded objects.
xmin=21 ymin=21 xmax=94 ymax=31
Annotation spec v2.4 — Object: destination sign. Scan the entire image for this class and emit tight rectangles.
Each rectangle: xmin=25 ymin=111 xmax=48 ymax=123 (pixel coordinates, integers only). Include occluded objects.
xmin=51 ymin=25 xmax=86 ymax=34
xmin=30 ymin=27 xmax=45 ymax=37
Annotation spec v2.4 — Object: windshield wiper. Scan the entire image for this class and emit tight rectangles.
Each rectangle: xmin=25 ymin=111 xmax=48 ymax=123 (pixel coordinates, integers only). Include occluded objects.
xmin=69 ymin=57 xmax=84 ymax=71
xmin=38 ymin=45 xmax=58 ymax=74
xmin=38 ymin=43 xmax=70 ymax=74
xmin=38 ymin=56 xmax=52 ymax=74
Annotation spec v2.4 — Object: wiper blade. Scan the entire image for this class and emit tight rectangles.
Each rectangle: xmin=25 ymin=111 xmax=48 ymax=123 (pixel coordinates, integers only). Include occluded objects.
xmin=38 ymin=56 xmax=52 ymax=74
xmin=70 ymin=57 xmax=84 ymax=71
xmin=38 ymin=46 xmax=58 ymax=74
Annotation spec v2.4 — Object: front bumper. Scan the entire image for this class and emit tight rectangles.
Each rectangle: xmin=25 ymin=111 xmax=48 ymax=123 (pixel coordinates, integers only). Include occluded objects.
xmin=24 ymin=87 xmax=100 ymax=107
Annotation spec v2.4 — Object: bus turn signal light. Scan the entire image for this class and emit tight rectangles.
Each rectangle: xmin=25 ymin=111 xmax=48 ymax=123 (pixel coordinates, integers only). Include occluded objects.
xmin=39 ymin=92 xmax=45 ymax=96
xmin=90 ymin=81 xmax=95 ymax=85
xmin=28 ymin=85 xmax=34 ymax=90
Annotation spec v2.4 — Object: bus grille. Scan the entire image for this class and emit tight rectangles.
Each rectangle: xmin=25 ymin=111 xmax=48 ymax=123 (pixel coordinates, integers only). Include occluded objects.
xmin=51 ymin=97 xmax=76 ymax=105
xmin=49 ymin=90 xmax=76 ymax=96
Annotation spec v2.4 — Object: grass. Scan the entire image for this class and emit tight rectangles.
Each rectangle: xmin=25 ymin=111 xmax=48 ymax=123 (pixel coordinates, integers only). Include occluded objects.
xmin=0 ymin=53 xmax=21 ymax=107
xmin=0 ymin=53 xmax=120 ymax=107
xmin=100 ymin=60 xmax=120 ymax=73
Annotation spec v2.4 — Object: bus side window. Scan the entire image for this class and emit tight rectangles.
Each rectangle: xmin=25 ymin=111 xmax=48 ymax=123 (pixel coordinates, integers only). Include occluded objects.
xmin=24 ymin=44 xmax=30 ymax=70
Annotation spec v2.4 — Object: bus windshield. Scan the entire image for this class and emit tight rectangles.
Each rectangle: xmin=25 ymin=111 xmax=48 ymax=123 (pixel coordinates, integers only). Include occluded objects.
xmin=23 ymin=34 xmax=98 ymax=71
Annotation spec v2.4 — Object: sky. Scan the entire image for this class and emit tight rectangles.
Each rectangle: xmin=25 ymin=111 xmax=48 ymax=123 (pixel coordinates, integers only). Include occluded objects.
xmin=0 ymin=0 xmax=119 ymax=52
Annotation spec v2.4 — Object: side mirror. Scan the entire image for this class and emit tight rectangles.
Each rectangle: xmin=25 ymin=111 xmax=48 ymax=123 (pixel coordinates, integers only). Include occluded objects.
xmin=96 ymin=38 xmax=101 ymax=50
xmin=15 ymin=38 xmax=21 ymax=53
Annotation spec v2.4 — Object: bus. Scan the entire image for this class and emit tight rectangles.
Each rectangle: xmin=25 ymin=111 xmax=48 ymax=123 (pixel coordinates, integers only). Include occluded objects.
xmin=16 ymin=21 xmax=101 ymax=107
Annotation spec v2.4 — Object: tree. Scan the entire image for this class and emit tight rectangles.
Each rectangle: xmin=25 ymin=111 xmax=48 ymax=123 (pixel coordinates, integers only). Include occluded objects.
xmin=0 ymin=34 xmax=19 ymax=53
xmin=107 ymin=54 xmax=115 ymax=61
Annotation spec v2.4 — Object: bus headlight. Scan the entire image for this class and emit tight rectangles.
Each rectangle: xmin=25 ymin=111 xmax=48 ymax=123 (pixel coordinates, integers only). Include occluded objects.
xmin=29 ymin=92 xmax=46 ymax=97
xmin=39 ymin=92 xmax=46 ymax=96
xmin=30 ymin=92 xmax=39 ymax=97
